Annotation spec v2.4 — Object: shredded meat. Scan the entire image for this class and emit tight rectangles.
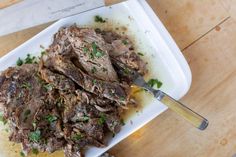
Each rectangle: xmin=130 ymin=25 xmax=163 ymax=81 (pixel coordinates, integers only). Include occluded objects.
xmin=0 ymin=25 xmax=147 ymax=157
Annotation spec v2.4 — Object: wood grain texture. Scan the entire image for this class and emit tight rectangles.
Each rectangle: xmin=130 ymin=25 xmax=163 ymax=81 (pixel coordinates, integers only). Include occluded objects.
xmin=111 ymin=17 xmax=236 ymax=157
xmin=0 ymin=0 xmax=236 ymax=157
xmin=0 ymin=0 xmax=21 ymax=9
xmin=104 ymin=0 xmax=126 ymax=6
xmin=146 ymin=0 xmax=229 ymax=50
xmin=0 ymin=22 xmax=52 ymax=57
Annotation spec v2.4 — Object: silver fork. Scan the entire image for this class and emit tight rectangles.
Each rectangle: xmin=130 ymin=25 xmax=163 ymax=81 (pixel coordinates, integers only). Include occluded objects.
xmin=112 ymin=58 xmax=208 ymax=130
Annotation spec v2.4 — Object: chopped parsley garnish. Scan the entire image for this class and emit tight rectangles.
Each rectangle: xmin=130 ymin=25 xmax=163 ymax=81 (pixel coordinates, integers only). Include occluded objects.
xmin=25 ymin=54 xmax=37 ymax=64
xmin=16 ymin=58 xmax=23 ymax=66
xmin=98 ymin=114 xmax=106 ymax=125
xmin=92 ymin=79 xmax=97 ymax=84
xmin=124 ymin=68 xmax=130 ymax=75
xmin=39 ymin=51 xmax=46 ymax=59
xmin=21 ymin=82 xmax=32 ymax=89
xmin=94 ymin=15 xmax=106 ymax=23
xmin=16 ymin=54 xmax=38 ymax=66
xmin=119 ymin=96 xmax=125 ymax=101
xmin=89 ymin=53 xmax=94 ymax=59
xmin=17 ymin=92 xmax=23 ymax=100
xmin=95 ymin=51 xmax=104 ymax=57
xmin=137 ymin=52 xmax=144 ymax=56
xmin=24 ymin=109 xmax=31 ymax=117
xmin=91 ymin=67 xmax=97 ymax=74
xmin=72 ymin=133 xmax=83 ymax=140
xmin=43 ymin=84 xmax=54 ymax=91
xmin=29 ymin=130 xmax=41 ymax=143
xmin=92 ymin=42 xmax=97 ymax=54
xmin=45 ymin=115 xmax=57 ymax=123
xmin=83 ymin=47 xmax=89 ymax=53
xmin=91 ymin=42 xmax=104 ymax=58
xmin=0 ymin=112 xmax=7 ymax=125
xmin=122 ymin=40 xmax=128 ymax=45
xmin=32 ymin=148 xmax=39 ymax=155
xmin=20 ymin=151 xmax=25 ymax=157
xmin=147 ymin=79 xmax=162 ymax=88
xmin=81 ymin=116 xmax=90 ymax=122
xmin=41 ymin=51 xmax=46 ymax=56
xmin=24 ymin=110 xmax=31 ymax=116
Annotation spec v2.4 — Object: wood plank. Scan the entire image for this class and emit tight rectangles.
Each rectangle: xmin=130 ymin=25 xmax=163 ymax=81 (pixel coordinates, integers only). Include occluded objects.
xmin=0 ymin=22 xmax=52 ymax=57
xmin=220 ymin=0 xmax=236 ymax=20
xmin=110 ymin=17 xmax=236 ymax=157
xmin=0 ymin=0 xmax=21 ymax=9
xmin=105 ymin=0 xmax=126 ymax=6
xmin=146 ymin=0 xmax=229 ymax=50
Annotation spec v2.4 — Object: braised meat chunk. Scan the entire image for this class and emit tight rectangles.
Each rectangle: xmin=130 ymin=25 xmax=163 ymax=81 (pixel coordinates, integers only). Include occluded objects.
xmin=0 ymin=25 xmax=147 ymax=157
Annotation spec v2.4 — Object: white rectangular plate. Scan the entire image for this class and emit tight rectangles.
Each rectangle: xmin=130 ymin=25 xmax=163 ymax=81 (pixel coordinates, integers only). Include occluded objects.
xmin=0 ymin=0 xmax=191 ymax=157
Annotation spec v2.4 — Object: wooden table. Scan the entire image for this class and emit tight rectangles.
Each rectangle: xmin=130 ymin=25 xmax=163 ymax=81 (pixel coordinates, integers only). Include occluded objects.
xmin=0 ymin=0 xmax=236 ymax=156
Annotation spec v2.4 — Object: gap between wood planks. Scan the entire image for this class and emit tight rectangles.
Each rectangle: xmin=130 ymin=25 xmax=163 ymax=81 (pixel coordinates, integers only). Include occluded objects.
xmin=181 ymin=16 xmax=231 ymax=52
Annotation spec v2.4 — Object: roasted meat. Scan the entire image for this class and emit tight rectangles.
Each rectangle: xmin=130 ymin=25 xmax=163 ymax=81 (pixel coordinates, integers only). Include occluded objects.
xmin=0 ymin=25 xmax=147 ymax=157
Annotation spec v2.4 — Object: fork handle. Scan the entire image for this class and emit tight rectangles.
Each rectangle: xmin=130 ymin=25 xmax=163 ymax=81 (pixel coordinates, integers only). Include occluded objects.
xmin=157 ymin=91 xmax=208 ymax=130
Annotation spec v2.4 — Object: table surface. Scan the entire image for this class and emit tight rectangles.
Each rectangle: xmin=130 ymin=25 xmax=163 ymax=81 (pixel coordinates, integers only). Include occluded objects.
xmin=0 ymin=0 xmax=236 ymax=157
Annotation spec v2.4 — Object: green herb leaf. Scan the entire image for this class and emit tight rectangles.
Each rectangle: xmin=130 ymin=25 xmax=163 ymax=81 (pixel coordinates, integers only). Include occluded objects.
xmin=72 ymin=133 xmax=83 ymax=140
xmin=94 ymin=15 xmax=106 ymax=23
xmin=119 ymin=96 xmax=126 ymax=101
xmin=91 ymin=67 xmax=97 ymax=74
xmin=122 ymin=40 xmax=128 ymax=45
xmin=95 ymin=51 xmax=104 ymax=57
xmin=41 ymin=51 xmax=46 ymax=56
xmin=25 ymin=54 xmax=37 ymax=64
xmin=147 ymin=79 xmax=163 ymax=88
xmin=43 ymin=84 xmax=53 ymax=91
xmin=92 ymin=42 xmax=98 ymax=54
xmin=29 ymin=130 xmax=41 ymax=143
xmin=16 ymin=58 xmax=24 ymax=66
xmin=91 ymin=42 xmax=104 ymax=58
xmin=21 ymin=82 xmax=32 ymax=89
xmin=137 ymin=52 xmax=144 ymax=56
xmin=124 ymin=68 xmax=130 ymax=75
xmin=23 ymin=109 xmax=31 ymax=122
xmin=83 ymin=47 xmax=89 ymax=53
xmin=81 ymin=116 xmax=90 ymax=122
xmin=45 ymin=115 xmax=57 ymax=123
xmin=24 ymin=109 xmax=31 ymax=117
xmin=32 ymin=148 xmax=39 ymax=155
xmin=98 ymin=114 xmax=106 ymax=125
xmin=0 ymin=112 xmax=7 ymax=125
xmin=89 ymin=52 xmax=94 ymax=59
xmin=20 ymin=151 xmax=25 ymax=157
xmin=92 ymin=79 xmax=97 ymax=85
